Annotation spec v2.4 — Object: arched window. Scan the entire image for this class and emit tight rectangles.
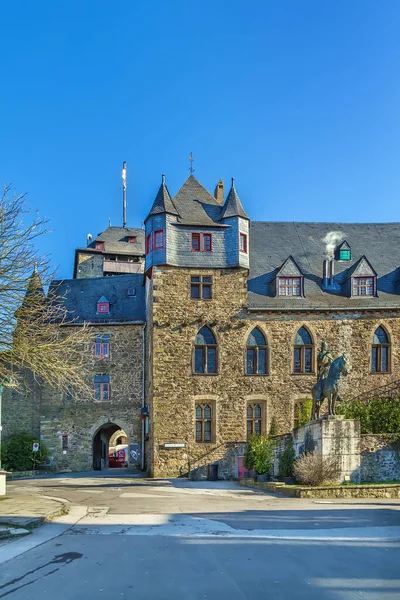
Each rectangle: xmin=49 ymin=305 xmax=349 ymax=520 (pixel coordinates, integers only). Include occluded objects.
xmin=293 ymin=327 xmax=313 ymax=374
xmin=246 ymin=328 xmax=268 ymax=374
xmin=196 ymin=404 xmax=212 ymax=442
xmin=194 ymin=326 xmax=217 ymax=374
xmin=247 ymin=404 xmax=262 ymax=438
xmin=372 ymin=326 xmax=390 ymax=373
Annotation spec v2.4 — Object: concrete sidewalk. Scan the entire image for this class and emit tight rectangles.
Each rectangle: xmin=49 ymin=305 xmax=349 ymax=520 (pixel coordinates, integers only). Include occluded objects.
xmin=0 ymin=491 xmax=68 ymax=539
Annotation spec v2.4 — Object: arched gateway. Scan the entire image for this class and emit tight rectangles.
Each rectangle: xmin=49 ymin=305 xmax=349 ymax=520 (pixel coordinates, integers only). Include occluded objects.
xmin=92 ymin=421 xmax=129 ymax=470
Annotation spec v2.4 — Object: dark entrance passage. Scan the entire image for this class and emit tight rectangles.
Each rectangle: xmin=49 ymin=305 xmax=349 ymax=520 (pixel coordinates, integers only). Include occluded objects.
xmin=92 ymin=422 xmax=128 ymax=470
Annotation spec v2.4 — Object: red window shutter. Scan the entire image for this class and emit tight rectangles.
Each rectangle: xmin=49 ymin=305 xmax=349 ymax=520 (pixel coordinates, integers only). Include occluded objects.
xmin=153 ymin=230 xmax=164 ymax=250
xmin=240 ymin=233 xmax=247 ymax=253
xmin=191 ymin=233 xmax=201 ymax=252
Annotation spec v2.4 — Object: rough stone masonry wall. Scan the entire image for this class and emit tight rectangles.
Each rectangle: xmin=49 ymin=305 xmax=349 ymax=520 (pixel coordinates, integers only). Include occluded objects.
xmin=149 ymin=265 xmax=400 ymax=478
xmin=360 ymin=434 xmax=400 ymax=482
xmin=3 ymin=324 xmax=144 ymax=472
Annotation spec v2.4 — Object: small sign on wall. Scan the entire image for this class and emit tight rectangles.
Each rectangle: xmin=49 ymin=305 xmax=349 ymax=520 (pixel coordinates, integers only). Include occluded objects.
xmin=163 ymin=443 xmax=186 ymax=449
xmin=32 ymin=443 xmax=39 ymax=452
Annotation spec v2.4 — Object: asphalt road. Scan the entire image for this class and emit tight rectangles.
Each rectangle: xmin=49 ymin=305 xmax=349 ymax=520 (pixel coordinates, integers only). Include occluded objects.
xmin=0 ymin=471 xmax=399 ymax=599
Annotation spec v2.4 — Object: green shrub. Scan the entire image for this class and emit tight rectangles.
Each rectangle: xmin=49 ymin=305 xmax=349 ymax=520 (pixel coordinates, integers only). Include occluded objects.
xmin=278 ymin=437 xmax=296 ymax=479
xmin=252 ymin=435 xmax=276 ymax=475
xmin=1 ymin=431 xmax=50 ymax=471
xmin=295 ymin=399 xmax=313 ymax=428
xmin=337 ymin=398 xmax=400 ymax=434
xmin=269 ymin=416 xmax=278 ymax=436
xmin=243 ymin=437 xmax=255 ymax=471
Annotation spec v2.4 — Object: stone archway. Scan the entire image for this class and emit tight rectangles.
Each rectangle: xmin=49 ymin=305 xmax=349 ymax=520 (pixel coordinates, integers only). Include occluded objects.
xmin=92 ymin=422 xmax=129 ymax=470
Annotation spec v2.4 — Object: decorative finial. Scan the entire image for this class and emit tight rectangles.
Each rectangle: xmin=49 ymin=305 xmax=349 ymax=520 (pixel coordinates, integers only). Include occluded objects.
xmin=189 ymin=152 xmax=195 ymax=174
xmin=162 ymin=174 xmax=165 ymax=184
xmin=231 ymin=177 xmax=235 ymax=187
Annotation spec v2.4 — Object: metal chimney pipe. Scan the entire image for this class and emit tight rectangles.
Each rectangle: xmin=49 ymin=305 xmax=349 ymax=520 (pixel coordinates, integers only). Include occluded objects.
xmin=329 ymin=259 xmax=335 ymax=288
xmin=323 ymin=259 xmax=329 ymax=288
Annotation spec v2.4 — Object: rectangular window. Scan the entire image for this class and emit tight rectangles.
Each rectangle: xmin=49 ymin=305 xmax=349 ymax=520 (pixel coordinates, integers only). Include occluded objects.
xmin=202 ymin=234 xmax=212 ymax=252
xmin=339 ymin=249 xmax=351 ymax=260
xmin=128 ymin=236 xmax=137 ymax=243
xmin=278 ymin=277 xmax=301 ymax=296
xmin=191 ymin=233 xmax=201 ymax=252
xmin=95 ymin=241 xmax=105 ymax=251
xmin=247 ymin=404 xmax=262 ymax=440
xmin=94 ymin=375 xmax=110 ymax=401
xmin=94 ymin=334 xmax=110 ymax=358
xmin=97 ymin=302 xmax=109 ymax=314
xmin=353 ymin=277 xmax=374 ymax=296
xmin=195 ymin=404 xmax=213 ymax=443
xmin=239 ymin=233 xmax=247 ymax=253
xmin=65 ymin=385 xmax=73 ymax=401
xmin=190 ymin=275 xmax=213 ymax=299
xmin=153 ymin=229 xmax=164 ymax=250
xmin=146 ymin=234 xmax=152 ymax=254
xmin=62 ymin=434 xmax=69 ymax=450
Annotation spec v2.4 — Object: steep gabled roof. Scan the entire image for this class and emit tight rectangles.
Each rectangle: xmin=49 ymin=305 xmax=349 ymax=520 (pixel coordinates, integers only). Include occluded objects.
xmin=145 ymin=175 xmax=179 ymax=222
xmin=276 ymin=256 xmax=303 ymax=277
xmin=219 ymin=179 xmax=249 ymax=220
xmin=172 ymin=175 xmax=224 ymax=227
xmin=338 ymin=240 xmax=351 ymax=251
xmin=347 ymin=255 xmax=377 ymax=278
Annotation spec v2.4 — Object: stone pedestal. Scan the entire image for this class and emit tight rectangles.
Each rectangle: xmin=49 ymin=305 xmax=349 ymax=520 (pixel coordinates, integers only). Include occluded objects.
xmin=293 ymin=417 xmax=361 ymax=483
xmin=0 ymin=471 xmax=7 ymax=496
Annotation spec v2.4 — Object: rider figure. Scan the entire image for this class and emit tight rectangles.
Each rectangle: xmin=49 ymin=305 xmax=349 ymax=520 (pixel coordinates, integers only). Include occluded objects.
xmin=317 ymin=341 xmax=333 ymax=382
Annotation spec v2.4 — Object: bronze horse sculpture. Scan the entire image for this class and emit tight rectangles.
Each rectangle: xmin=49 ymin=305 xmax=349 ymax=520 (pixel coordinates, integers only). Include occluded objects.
xmin=311 ymin=354 xmax=349 ymax=420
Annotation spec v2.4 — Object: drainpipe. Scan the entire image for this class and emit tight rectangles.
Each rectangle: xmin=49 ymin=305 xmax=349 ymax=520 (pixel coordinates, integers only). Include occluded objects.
xmin=141 ymin=323 xmax=146 ymax=471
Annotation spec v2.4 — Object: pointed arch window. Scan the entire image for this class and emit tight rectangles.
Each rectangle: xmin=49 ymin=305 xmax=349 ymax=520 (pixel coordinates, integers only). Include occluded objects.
xmin=246 ymin=328 xmax=268 ymax=375
xmin=372 ymin=326 xmax=390 ymax=373
xmin=293 ymin=327 xmax=314 ymax=374
xmin=194 ymin=326 xmax=218 ymax=374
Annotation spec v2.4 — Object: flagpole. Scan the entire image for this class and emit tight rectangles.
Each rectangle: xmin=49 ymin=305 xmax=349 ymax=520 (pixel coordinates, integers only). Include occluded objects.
xmin=122 ymin=161 xmax=127 ymax=228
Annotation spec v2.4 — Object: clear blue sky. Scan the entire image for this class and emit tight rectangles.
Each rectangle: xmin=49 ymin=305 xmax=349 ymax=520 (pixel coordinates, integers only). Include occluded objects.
xmin=1 ymin=1 xmax=400 ymax=278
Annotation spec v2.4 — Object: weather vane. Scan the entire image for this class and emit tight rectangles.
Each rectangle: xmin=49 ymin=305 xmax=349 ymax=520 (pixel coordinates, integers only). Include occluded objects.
xmin=188 ymin=152 xmax=195 ymax=174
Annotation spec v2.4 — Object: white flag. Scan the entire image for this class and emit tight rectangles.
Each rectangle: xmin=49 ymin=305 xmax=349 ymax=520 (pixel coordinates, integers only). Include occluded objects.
xmin=122 ymin=165 xmax=127 ymax=191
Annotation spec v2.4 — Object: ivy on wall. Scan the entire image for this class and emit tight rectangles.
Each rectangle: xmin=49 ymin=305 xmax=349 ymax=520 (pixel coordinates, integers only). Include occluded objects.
xmin=337 ymin=399 xmax=400 ymax=435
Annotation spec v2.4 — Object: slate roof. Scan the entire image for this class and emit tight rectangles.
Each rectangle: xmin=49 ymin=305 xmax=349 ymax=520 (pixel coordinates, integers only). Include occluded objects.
xmin=219 ymin=181 xmax=249 ymax=220
xmin=171 ymin=175 xmax=225 ymax=227
xmin=248 ymin=221 xmax=400 ymax=310
xmin=50 ymin=274 xmax=145 ymax=323
xmin=145 ymin=177 xmax=179 ymax=222
xmin=86 ymin=227 xmax=145 ymax=256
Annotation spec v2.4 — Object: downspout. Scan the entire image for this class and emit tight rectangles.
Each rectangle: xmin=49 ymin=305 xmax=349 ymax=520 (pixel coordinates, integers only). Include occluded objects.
xmin=141 ymin=323 xmax=146 ymax=471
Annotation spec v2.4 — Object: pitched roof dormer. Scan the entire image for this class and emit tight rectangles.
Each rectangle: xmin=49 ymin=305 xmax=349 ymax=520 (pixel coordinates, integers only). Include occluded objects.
xmin=275 ymin=256 xmax=304 ymax=297
xmin=348 ymin=256 xmax=377 ymax=297
xmin=219 ymin=178 xmax=249 ymax=221
xmin=97 ymin=295 xmax=110 ymax=314
xmin=145 ymin=174 xmax=179 ymax=223
xmin=337 ymin=240 xmax=351 ymax=261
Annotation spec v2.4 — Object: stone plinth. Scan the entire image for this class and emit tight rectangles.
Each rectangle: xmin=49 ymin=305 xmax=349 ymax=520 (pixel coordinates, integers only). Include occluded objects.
xmin=293 ymin=417 xmax=361 ymax=483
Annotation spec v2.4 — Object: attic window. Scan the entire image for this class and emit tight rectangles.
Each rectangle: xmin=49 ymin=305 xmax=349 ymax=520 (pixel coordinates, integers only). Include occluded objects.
xmin=339 ymin=249 xmax=351 ymax=261
xmin=95 ymin=241 xmax=105 ymax=251
xmin=97 ymin=297 xmax=110 ymax=314
xmin=278 ymin=277 xmax=302 ymax=297
xmin=127 ymin=287 xmax=136 ymax=296
xmin=128 ymin=236 xmax=137 ymax=243
xmin=352 ymin=277 xmax=374 ymax=296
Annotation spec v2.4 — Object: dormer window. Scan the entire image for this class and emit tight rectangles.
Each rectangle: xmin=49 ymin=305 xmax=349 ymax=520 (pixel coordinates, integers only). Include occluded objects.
xmin=95 ymin=241 xmax=105 ymax=251
xmin=97 ymin=296 xmax=110 ymax=314
xmin=338 ymin=241 xmax=351 ymax=261
xmin=352 ymin=277 xmax=374 ymax=296
xmin=278 ymin=277 xmax=301 ymax=296
xmin=128 ymin=236 xmax=137 ymax=243
xmin=339 ymin=248 xmax=351 ymax=261
xmin=127 ymin=287 xmax=136 ymax=296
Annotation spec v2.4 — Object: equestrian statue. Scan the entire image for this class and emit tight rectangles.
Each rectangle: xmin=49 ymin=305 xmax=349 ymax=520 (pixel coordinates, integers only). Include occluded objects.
xmin=311 ymin=342 xmax=350 ymax=420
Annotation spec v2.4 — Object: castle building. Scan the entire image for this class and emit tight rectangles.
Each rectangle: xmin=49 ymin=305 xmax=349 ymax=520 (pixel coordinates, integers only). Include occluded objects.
xmin=4 ymin=173 xmax=400 ymax=477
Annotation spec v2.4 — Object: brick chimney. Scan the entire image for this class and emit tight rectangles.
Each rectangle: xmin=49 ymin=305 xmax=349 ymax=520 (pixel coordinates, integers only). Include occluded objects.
xmin=214 ymin=179 xmax=224 ymax=205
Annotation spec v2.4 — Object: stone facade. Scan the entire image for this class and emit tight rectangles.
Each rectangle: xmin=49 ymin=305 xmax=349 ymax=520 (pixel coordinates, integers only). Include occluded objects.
xmin=360 ymin=434 xmax=400 ymax=482
xmin=3 ymin=324 xmax=143 ymax=472
xmin=145 ymin=263 xmax=400 ymax=477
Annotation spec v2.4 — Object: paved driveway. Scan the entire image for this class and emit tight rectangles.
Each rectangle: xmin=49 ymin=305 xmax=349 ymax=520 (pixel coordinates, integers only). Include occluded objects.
xmin=0 ymin=473 xmax=399 ymax=599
